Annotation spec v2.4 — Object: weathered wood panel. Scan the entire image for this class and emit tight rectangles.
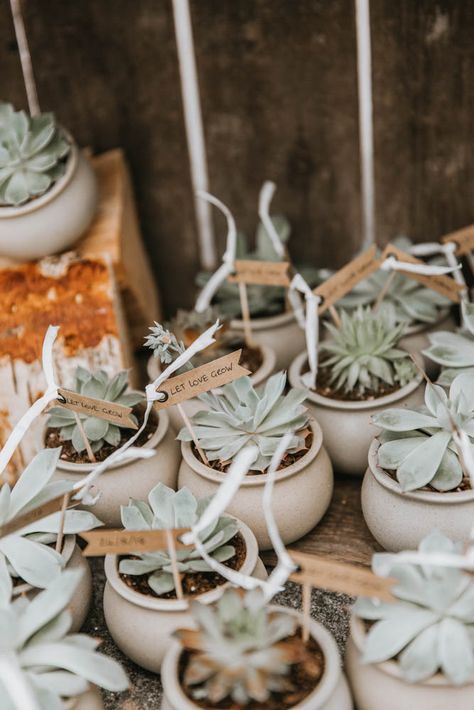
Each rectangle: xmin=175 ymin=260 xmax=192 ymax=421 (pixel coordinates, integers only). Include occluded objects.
xmin=371 ymin=0 xmax=474 ymax=244
xmin=192 ymin=0 xmax=362 ymax=267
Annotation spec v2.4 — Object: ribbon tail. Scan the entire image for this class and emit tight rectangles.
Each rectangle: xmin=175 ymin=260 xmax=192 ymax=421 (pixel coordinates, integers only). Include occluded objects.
xmin=258 ymin=181 xmax=285 ymax=259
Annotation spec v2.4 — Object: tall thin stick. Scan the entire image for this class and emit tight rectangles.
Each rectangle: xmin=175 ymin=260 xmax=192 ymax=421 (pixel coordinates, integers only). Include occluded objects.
xmin=9 ymin=0 xmax=40 ymax=115
xmin=177 ymin=403 xmax=208 ymax=466
xmin=302 ymin=581 xmax=311 ymax=643
xmin=55 ymin=491 xmax=70 ymax=553
xmin=328 ymin=305 xmax=341 ymax=328
xmin=373 ymin=271 xmax=396 ymax=313
xmin=238 ymin=282 xmax=254 ymax=346
xmin=166 ymin=528 xmax=184 ymax=600
xmin=74 ymin=412 xmax=96 ymax=463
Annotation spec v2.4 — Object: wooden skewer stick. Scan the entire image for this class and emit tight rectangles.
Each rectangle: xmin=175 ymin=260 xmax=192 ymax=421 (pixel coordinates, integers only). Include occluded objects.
xmin=55 ymin=491 xmax=71 ymax=553
xmin=302 ymin=581 xmax=311 ymax=643
xmin=238 ymin=281 xmax=255 ymax=347
xmin=74 ymin=412 xmax=96 ymax=463
xmin=373 ymin=271 xmax=396 ymax=314
xmin=166 ymin=528 xmax=184 ymax=600
xmin=177 ymin=403 xmax=209 ymax=466
xmin=328 ymin=304 xmax=341 ymax=328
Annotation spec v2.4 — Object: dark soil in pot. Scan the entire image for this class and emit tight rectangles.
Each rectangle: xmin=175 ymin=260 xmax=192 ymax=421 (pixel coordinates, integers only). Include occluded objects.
xmin=304 ymin=363 xmax=402 ymax=402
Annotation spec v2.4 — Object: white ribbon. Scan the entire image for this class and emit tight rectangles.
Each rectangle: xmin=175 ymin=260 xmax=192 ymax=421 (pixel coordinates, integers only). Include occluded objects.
xmin=380 ymin=255 xmax=461 ymax=277
xmin=194 ymin=192 xmax=237 ymax=313
xmin=373 ymin=548 xmax=474 ymax=576
xmin=258 ymin=181 xmax=285 ymax=259
xmin=0 ymin=325 xmax=60 ymax=476
xmin=73 ymin=321 xmax=221 ymax=501
xmin=409 ymin=240 xmax=466 ymax=286
xmin=289 ymin=274 xmax=320 ymax=390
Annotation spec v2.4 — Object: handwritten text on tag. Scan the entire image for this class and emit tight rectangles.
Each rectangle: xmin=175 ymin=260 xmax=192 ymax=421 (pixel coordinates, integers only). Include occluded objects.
xmin=313 ymin=245 xmax=380 ymax=313
xmin=228 ymin=260 xmax=291 ymax=287
xmin=0 ymin=494 xmax=76 ymax=539
xmin=382 ymin=244 xmax=462 ymax=302
xmin=441 ymin=224 xmax=474 ymax=256
xmin=290 ymin=550 xmax=395 ymax=602
xmin=80 ymin=528 xmax=192 ymax=556
xmin=153 ymin=350 xmax=250 ymax=410
xmin=54 ymin=388 xmax=138 ymax=429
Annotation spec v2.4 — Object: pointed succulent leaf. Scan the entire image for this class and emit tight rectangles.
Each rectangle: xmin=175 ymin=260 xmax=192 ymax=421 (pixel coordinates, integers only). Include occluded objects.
xmin=8 ymin=448 xmax=61 ymax=518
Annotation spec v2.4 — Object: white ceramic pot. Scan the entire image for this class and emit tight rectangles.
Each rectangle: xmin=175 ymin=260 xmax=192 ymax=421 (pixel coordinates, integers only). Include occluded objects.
xmin=103 ymin=518 xmax=266 ymax=672
xmin=0 ymin=143 xmax=97 ymax=261
xmin=147 ymin=344 xmax=276 ymax=432
xmin=288 ymin=352 xmax=424 ymax=477
xmin=49 ymin=409 xmax=180 ymax=528
xmin=161 ymin=605 xmax=353 ymax=710
xmin=346 ymin=616 xmax=474 ymax=710
xmin=66 ymin=685 xmax=103 ymax=710
xmin=178 ymin=419 xmax=333 ymax=550
xmin=230 ymin=310 xmax=306 ymax=370
xmin=399 ymin=309 xmax=456 ymax=378
xmin=362 ymin=439 xmax=474 ymax=551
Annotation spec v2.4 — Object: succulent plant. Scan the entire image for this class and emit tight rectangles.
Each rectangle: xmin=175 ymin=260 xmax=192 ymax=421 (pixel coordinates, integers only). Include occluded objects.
xmin=177 ymin=372 xmax=309 ymax=471
xmin=0 ymin=567 xmax=128 ymax=708
xmin=0 ymin=448 xmax=102 ymax=589
xmin=319 ymin=306 xmax=417 ymax=396
xmin=145 ymin=322 xmax=185 ymax=364
xmin=47 ymin=367 xmax=143 ymax=454
xmin=372 ymin=372 xmax=474 ymax=492
xmin=175 ymin=587 xmax=309 ymax=705
xmin=354 ymin=530 xmax=474 ymax=685
xmin=423 ymin=301 xmax=474 ymax=386
xmin=0 ymin=102 xmax=71 ymax=207
xmin=118 ymin=483 xmax=239 ymax=595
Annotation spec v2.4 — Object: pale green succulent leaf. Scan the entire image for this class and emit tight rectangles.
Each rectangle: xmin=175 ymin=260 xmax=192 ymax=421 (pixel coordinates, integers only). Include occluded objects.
xmin=83 ymin=417 xmax=108 ymax=442
xmin=8 ymin=448 xmax=61 ymax=519
xmin=438 ymin=618 xmax=474 ymax=685
xmin=398 ymin=625 xmax=440 ymax=683
xmin=362 ymin=609 xmax=439 ymax=664
xmin=147 ymin=571 xmax=175 ymax=595
xmin=0 ymin=536 xmax=64 ymax=589
xmin=430 ymin=448 xmax=463 ymax=492
xmin=397 ymin=430 xmax=452 ymax=491
xmin=31 ymin=670 xmax=89 ymax=698
xmin=377 ymin=436 xmax=426 ymax=470
xmin=373 ymin=409 xmax=438 ymax=432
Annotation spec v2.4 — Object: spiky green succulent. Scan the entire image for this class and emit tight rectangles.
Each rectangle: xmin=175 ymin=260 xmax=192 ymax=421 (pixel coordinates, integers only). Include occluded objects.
xmin=177 ymin=372 xmax=309 ymax=471
xmin=47 ymin=367 xmax=143 ymax=454
xmin=175 ymin=588 xmax=307 ymax=705
xmin=424 ymin=301 xmax=474 ymax=386
xmin=0 ymin=103 xmax=71 ymax=206
xmin=354 ymin=530 xmax=474 ymax=685
xmin=145 ymin=322 xmax=185 ymax=364
xmin=0 ymin=448 xmax=102 ymax=589
xmin=372 ymin=372 xmax=474 ymax=492
xmin=118 ymin=483 xmax=239 ymax=596
xmin=0 ymin=567 xmax=128 ymax=708
xmin=320 ymin=306 xmax=417 ymax=396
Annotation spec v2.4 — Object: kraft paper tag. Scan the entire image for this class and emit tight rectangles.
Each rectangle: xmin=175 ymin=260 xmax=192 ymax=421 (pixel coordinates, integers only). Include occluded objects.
xmin=228 ymin=259 xmax=291 ymax=287
xmin=441 ymin=224 xmax=474 ymax=256
xmin=314 ymin=245 xmax=381 ymax=313
xmin=382 ymin=244 xmax=462 ymax=302
xmin=80 ymin=528 xmax=192 ymax=556
xmin=54 ymin=388 xmax=138 ymax=429
xmin=0 ymin=493 xmax=75 ymax=539
xmin=153 ymin=350 xmax=251 ymax=410
xmin=290 ymin=550 xmax=396 ymax=602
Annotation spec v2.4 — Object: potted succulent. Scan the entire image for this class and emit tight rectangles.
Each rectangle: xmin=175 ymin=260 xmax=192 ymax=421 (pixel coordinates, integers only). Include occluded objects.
xmin=177 ymin=372 xmax=333 ymax=549
xmin=146 ymin=316 xmax=276 ymax=431
xmin=362 ymin=372 xmax=474 ymax=551
xmin=0 ymin=567 xmax=128 ymax=709
xmin=45 ymin=367 xmax=180 ymax=527
xmin=0 ymin=102 xmax=97 ymax=261
xmin=103 ymin=483 xmax=266 ymax=672
xmin=346 ymin=531 xmax=474 ymax=709
xmin=196 ymin=215 xmax=315 ymax=369
xmin=289 ymin=307 xmax=423 ymax=477
xmin=0 ymin=447 xmax=101 ymax=631
xmin=423 ymin=301 xmax=474 ymax=385
xmin=161 ymin=587 xmax=353 ymax=709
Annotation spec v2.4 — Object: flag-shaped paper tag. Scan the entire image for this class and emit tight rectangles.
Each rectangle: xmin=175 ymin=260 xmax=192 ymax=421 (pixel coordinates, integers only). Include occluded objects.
xmin=80 ymin=528 xmax=192 ymax=556
xmin=54 ymin=388 xmax=138 ymax=429
xmin=0 ymin=493 xmax=76 ymax=539
xmin=228 ymin=259 xmax=291 ymax=287
xmin=441 ymin=224 xmax=474 ymax=256
xmin=313 ymin=245 xmax=381 ymax=313
xmin=290 ymin=550 xmax=395 ymax=602
xmin=153 ymin=350 xmax=250 ymax=410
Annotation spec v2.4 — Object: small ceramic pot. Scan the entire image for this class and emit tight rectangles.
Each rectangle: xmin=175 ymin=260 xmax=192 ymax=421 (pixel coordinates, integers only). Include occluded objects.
xmin=49 ymin=409 xmax=180 ymax=527
xmin=15 ymin=535 xmax=91 ymax=632
xmin=230 ymin=310 xmax=306 ymax=371
xmin=103 ymin=518 xmax=266 ymax=672
xmin=346 ymin=616 xmax=474 ymax=710
xmin=178 ymin=419 xmax=333 ymax=550
xmin=66 ymin=686 xmax=103 ymax=710
xmin=0 ymin=143 xmax=97 ymax=261
xmin=361 ymin=439 xmax=474 ymax=551
xmin=147 ymin=344 xmax=276 ymax=432
xmin=399 ymin=308 xmax=456 ymax=378
xmin=161 ymin=606 xmax=353 ymax=710
xmin=288 ymin=352 xmax=424 ymax=477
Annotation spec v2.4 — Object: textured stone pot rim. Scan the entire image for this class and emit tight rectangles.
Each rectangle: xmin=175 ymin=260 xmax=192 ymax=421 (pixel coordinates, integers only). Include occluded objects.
xmin=180 ymin=418 xmax=323 ymax=488
xmin=46 ymin=404 xmax=169 ymax=474
xmin=368 ymin=439 xmax=474 ymax=503
xmin=231 ymin=308 xmax=298 ymax=332
xmin=104 ymin=516 xmax=258 ymax=612
xmin=350 ymin=615 xmax=469 ymax=688
xmin=402 ymin=307 xmax=453 ymax=337
xmin=0 ymin=136 xmax=77 ymax=218
xmin=161 ymin=605 xmax=342 ymax=709
xmin=147 ymin=343 xmax=276 ymax=389
xmin=289 ymin=351 xmax=423 ymax=412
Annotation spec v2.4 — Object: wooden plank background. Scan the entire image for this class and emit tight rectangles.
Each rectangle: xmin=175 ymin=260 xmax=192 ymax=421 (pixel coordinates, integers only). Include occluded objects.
xmin=1 ymin=0 xmax=473 ymax=315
